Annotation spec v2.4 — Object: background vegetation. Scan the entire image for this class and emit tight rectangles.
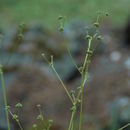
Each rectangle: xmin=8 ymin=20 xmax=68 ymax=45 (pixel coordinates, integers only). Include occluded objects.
xmin=0 ymin=0 xmax=130 ymax=130
xmin=0 ymin=0 xmax=130 ymax=29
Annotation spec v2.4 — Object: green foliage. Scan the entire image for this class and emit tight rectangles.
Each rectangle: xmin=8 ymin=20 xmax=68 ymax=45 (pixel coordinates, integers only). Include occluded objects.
xmin=0 ymin=0 xmax=130 ymax=28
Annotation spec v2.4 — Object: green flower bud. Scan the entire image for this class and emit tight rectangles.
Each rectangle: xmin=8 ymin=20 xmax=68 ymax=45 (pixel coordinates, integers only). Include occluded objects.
xmin=77 ymin=99 xmax=81 ymax=103
xmin=41 ymin=53 xmax=45 ymax=57
xmin=87 ymin=50 xmax=93 ymax=55
xmin=48 ymin=119 xmax=53 ymax=124
xmin=15 ymin=103 xmax=23 ymax=109
xmin=5 ymin=105 xmax=10 ymax=110
xmin=36 ymin=115 xmax=43 ymax=120
xmin=70 ymin=90 xmax=75 ymax=95
xmin=58 ymin=27 xmax=64 ymax=32
xmin=12 ymin=114 xmax=18 ymax=120
xmin=71 ymin=106 xmax=76 ymax=112
xmin=58 ymin=16 xmax=63 ymax=20
xmin=36 ymin=104 xmax=41 ymax=108
xmin=77 ymin=86 xmax=81 ymax=90
xmin=94 ymin=22 xmax=99 ymax=28
xmin=18 ymin=34 xmax=23 ymax=40
xmin=32 ymin=124 xmax=37 ymax=128
xmin=105 ymin=13 xmax=109 ymax=16
xmin=85 ymin=35 xmax=91 ymax=40
xmin=78 ymin=67 xmax=83 ymax=73
xmin=19 ymin=22 xmax=25 ymax=28
xmin=97 ymin=36 xmax=102 ymax=40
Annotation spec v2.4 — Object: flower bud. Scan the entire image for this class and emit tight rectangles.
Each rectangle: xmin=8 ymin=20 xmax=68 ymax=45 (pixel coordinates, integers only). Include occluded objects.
xmin=105 ymin=13 xmax=109 ymax=16
xmin=97 ymin=36 xmax=102 ymax=40
xmin=48 ymin=119 xmax=53 ymax=124
xmin=5 ymin=105 xmax=10 ymax=110
xmin=32 ymin=124 xmax=37 ymax=128
xmin=78 ymin=67 xmax=83 ymax=73
xmin=71 ymin=106 xmax=76 ymax=112
xmin=12 ymin=114 xmax=18 ymax=120
xmin=15 ymin=103 xmax=23 ymax=109
xmin=94 ymin=22 xmax=99 ymax=28
xmin=37 ymin=104 xmax=41 ymax=108
xmin=36 ymin=115 xmax=43 ymax=120
xmin=18 ymin=34 xmax=23 ymax=40
xmin=58 ymin=16 xmax=63 ymax=20
xmin=85 ymin=35 xmax=91 ymax=40
xmin=58 ymin=27 xmax=64 ymax=32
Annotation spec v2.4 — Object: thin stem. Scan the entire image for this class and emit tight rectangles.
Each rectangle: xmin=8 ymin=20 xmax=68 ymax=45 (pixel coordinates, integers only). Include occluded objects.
xmin=78 ymin=77 xmax=84 ymax=130
xmin=76 ymin=73 xmax=88 ymax=102
xmin=118 ymin=123 xmax=130 ymax=130
xmin=51 ymin=66 xmax=74 ymax=104
xmin=66 ymin=44 xmax=81 ymax=74
xmin=8 ymin=110 xmax=23 ymax=130
xmin=82 ymin=38 xmax=92 ymax=72
xmin=79 ymin=93 xmax=83 ymax=130
xmin=0 ymin=67 xmax=11 ymax=130
xmin=42 ymin=54 xmax=73 ymax=104
xmin=76 ymin=38 xmax=92 ymax=102
xmin=68 ymin=108 xmax=76 ymax=130
xmin=3 ymin=27 xmax=24 ymax=69
xmin=78 ymin=38 xmax=93 ymax=130
xmin=17 ymin=120 xmax=23 ymax=130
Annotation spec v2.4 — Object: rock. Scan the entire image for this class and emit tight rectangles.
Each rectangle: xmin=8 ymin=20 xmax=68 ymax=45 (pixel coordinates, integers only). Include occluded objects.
xmin=110 ymin=51 xmax=121 ymax=62
xmin=124 ymin=57 xmax=130 ymax=70
xmin=0 ymin=126 xmax=7 ymax=130
xmin=108 ymin=97 xmax=130 ymax=130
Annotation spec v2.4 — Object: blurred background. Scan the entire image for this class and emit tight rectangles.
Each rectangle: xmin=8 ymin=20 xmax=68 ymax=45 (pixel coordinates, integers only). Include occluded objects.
xmin=0 ymin=0 xmax=130 ymax=130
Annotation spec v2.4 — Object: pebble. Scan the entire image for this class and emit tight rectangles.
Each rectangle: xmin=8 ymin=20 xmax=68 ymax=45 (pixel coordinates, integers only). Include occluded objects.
xmin=110 ymin=51 xmax=121 ymax=62
xmin=124 ymin=57 xmax=130 ymax=70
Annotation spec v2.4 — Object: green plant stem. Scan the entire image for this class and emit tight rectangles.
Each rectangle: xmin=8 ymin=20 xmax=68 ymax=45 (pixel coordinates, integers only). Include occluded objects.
xmin=42 ymin=54 xmax=73 ymax=104
xmin=0 ymin=67 xmax=11 ymax=130
xmin=68 ymin=109 xmax=76 ymax=130
xmin=66 ymin=45 xmax=81 ymax=74
xmin=8 ymin=110 xmax=23 ymax=130
xmin=3 ymin=36 xmax=22 ymax=69
xmin=118 ymin=123 xmax=130 ymax=130
xmin=71 ymin=122 xmax=74 ymax=130
xmin=82 ymin=38 xmax=92 ymax=74
xmin=51 ymin=65 xmax=74 ymax=103
xmin=76 ymin=39 xmax=92 ymax=103
xmin=17 ymin=120 xmax=23 ymax=130
xmin=78 ymin=77 xmax=84 ymax=130
xmin=78 ymin=38 xmax=93 ymax=130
